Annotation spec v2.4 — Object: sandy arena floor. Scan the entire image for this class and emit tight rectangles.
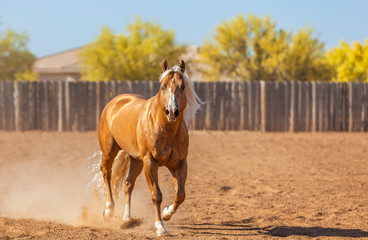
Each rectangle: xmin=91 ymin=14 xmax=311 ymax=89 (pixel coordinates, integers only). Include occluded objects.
xmin=0 ymin=131 xmax=367 ymax=239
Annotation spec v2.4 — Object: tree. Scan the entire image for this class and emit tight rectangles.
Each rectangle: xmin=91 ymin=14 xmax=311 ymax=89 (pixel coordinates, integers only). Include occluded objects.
xmin=0 ymin=27 xmax=37 ymax=81
xmin=80 ymin=17 xmax=186 ymax=81
xmin=327 ymin=40 xmax=368 ymax=82
xmin=198 ymin=14 xmax=276 ymax=81
xmin=282 ymin=27 xmax=333 ymax=81
xmin=198 ymin=14 xmax=333 ymax=81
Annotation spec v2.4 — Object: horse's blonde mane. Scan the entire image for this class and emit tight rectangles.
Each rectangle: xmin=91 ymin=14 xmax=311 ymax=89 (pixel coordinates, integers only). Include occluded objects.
xmin=159 ymin=65 xmax=202 ymax=126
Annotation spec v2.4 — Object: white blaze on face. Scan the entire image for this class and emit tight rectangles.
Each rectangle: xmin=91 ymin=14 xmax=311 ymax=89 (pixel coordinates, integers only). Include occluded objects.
xmin=167 ymin=88 xmax=176 ymax=111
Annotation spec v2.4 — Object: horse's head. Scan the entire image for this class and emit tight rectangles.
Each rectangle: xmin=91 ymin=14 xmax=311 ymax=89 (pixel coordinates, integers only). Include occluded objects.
xmin=159 ymin=59 xmax=187 ymax=123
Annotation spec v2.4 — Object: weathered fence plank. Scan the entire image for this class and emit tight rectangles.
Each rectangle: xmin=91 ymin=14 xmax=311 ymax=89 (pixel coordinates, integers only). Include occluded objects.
xmin=243 ymin=82 xmax=249 ymax=131
xmin=217 ymin=82 xmax=225 ymax=130
xmin=204 ymin=82 xmax=214 ymax=130
xmin=293 ymin=81 xmax=300 ymax=132
xmin=0 ymin=82 xmax=3 ymax=129
xmin=195 ymin=82 xmax=206 ymax=130
xmin=233 ymin=82 xmax=240 ymax=130
xmin=284 ymin=82 xmax=291 ymax=132
xmin=35 ymin=82 xmax=43 ymax=130
xmin=50 ymin=82 xmax=58 ymax=131
xmin=19 ymin=82 xmax=29 ymax=131
xmin=68 ymin=82 xmax=77 ymax=131
xmin=363 ymin=84 xmax=368 ymax=131
xmin=335 ymin=83 xmax=341 ymax=131
xmin=354 ymin=83 xmax=362 ymax=131
xmin=267 ymin=82 xmax=273 ymax=131
xmin=342 ymin=82 xmax=349 ymax=131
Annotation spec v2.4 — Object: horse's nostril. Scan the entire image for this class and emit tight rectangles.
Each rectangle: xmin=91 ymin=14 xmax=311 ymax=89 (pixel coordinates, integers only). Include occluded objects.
xmin=174 ymin=109 xmax=179 ymax=117
xmin=165 ymin=109 xmax=169 ymax=115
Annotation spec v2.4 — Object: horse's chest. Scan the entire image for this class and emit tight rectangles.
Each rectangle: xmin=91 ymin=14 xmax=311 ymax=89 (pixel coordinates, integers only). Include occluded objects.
xmin=151 ymin=140 xmax=185 ymax=166
xmin=139 ymin=122 xmax=189 ymax=166
xmin=152 ymin=144 xmax=172 ymax=162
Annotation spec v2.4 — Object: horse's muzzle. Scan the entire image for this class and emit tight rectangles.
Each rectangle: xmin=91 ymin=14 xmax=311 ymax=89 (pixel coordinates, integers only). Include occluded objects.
xmin=165 ymin=108 xmax=179 ymax=122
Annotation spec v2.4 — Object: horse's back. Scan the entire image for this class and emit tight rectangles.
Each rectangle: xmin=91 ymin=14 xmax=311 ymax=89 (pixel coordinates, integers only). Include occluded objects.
xmin=109 ymin=94 xmax=146 ymax=116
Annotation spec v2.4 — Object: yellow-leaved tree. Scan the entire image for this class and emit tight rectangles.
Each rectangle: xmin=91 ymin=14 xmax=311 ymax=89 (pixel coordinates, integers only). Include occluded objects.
xmin=0 ymin=27 xmax=37 ymax=81
xmin=80 ymin=17 xmax=186 ymax=81
xmin=327 ymin=40 xmax=368 ymax=82
xmin=198 ymin=14 xmax=333 ymax=81
xmin=282 ymin=27 xmax=333 ymax=81
xmin=198 ymin=14 xmax=278 ymax=81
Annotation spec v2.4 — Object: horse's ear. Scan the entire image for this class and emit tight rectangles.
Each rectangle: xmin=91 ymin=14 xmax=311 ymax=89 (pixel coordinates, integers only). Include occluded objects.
xmin=161 ymin=59 xmax=169 ymax=72
xmin=179 ymin=60 xmax=186 ymax=72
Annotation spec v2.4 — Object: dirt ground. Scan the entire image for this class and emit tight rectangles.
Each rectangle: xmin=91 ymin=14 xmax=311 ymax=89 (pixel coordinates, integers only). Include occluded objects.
xmin=0 ymin=131 xmax=367 ymax=239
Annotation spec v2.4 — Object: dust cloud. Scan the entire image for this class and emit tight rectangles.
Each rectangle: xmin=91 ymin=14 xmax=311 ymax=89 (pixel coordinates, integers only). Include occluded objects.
xmin=0 ymin=132 xmax=153 ymax=229
xmin=0 ymin=150 xmax=98 ymax=224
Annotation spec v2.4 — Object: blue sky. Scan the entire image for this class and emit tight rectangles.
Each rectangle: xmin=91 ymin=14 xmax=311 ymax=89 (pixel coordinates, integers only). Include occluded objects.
xmin=1 ymin=0 xmax=368 ymax=57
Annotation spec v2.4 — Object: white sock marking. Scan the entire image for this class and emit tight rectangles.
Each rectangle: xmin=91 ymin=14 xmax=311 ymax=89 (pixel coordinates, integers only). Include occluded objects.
xmin=155 ymin=220 xmax=167 ymax=236
xmin=105 ymin=201 xmax=113 ymax=209
xmin=123 ymin=204 xmax=131 ymax=221
xmin=104 ymin=201 xmax=114 ymax=218
xmin=163 ymin=204 xmax=176 ymax=219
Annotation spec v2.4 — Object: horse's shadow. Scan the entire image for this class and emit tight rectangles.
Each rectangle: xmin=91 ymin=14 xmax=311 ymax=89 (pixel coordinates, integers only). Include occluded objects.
xmin=174 ymin=221 xmax=368 ymax=238
xmin=267 ymin=226 xmax=368 ymax=238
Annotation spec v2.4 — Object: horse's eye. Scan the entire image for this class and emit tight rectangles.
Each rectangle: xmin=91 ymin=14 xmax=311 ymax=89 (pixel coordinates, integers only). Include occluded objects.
xmin=161 ymin=85 xmax=166 ymax=91
xmin=181 ymin=84 xmax=185 ymax=90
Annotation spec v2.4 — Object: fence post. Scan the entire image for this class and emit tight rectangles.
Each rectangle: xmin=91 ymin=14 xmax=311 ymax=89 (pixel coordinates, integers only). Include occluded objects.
xmin=260 ymin=81 xmax=266 ymax=132
xmin=348 ymin=82 xmax=353 ymax=132
xmin=13 ymin=81 xmax=20 ymax=131
xmin=58 ymin=81 xmax=63 ymax=131
xmin=289 ymin=82 xmax=295 ymax=132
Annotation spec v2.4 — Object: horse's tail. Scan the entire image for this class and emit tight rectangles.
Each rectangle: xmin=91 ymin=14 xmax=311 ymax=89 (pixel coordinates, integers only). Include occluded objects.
xmin=110 ymin=150 xmax=130 ymax=199
xmin=87 ymin=150 xmax=130 ymax=200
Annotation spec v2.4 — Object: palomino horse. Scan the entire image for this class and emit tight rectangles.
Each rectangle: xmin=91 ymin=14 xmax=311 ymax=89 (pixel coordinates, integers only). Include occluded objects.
xmin=98 ymin=59 xmax=201 ymax=236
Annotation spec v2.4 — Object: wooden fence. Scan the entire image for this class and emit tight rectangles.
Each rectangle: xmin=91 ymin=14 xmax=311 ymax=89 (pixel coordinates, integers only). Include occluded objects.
xmin=0 ymin=81 xmax=367 ymax=131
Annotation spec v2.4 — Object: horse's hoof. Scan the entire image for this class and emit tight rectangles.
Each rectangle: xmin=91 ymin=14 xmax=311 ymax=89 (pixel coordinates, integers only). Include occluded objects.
xmin=162 ymin=205 xmax=175 ymax=221
xmin=162 ymin=214 xmax=171 ymax=221
xmin=103 ymin=209 xmax=114 ymax=222
xmin=156 ymin=228 xmax=168 ymax=237
xmin=155 ymin=221 xmax=168 ymax=236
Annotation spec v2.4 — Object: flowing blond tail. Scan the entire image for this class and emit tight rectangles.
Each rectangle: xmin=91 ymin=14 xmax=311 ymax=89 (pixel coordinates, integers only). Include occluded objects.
xmin=110 ymin=150 xmax=130 ymax=199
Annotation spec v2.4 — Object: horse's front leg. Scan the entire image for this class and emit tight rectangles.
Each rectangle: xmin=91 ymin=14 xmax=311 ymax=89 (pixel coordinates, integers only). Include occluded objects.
xmin=143 ymin=157 xmax=167 ymax=236
xmin=162 ymin=158 xmax=187 ymax=221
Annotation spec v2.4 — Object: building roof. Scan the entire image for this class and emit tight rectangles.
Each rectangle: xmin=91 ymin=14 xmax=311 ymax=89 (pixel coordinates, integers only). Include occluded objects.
xmin=33 ymin=47 xmax=83 ymax=74
xmin=33 ymin=45 xmax=203 ymax=80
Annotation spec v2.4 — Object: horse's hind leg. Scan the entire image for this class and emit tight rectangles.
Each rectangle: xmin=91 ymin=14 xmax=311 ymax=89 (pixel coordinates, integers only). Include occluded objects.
xmin=100 ymin=140 xmax=120 ymax=222
xmin=162 ymin=158 xmax=187 ymax=221
xmin=123 ymin=157 xmax=143 ymax=222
